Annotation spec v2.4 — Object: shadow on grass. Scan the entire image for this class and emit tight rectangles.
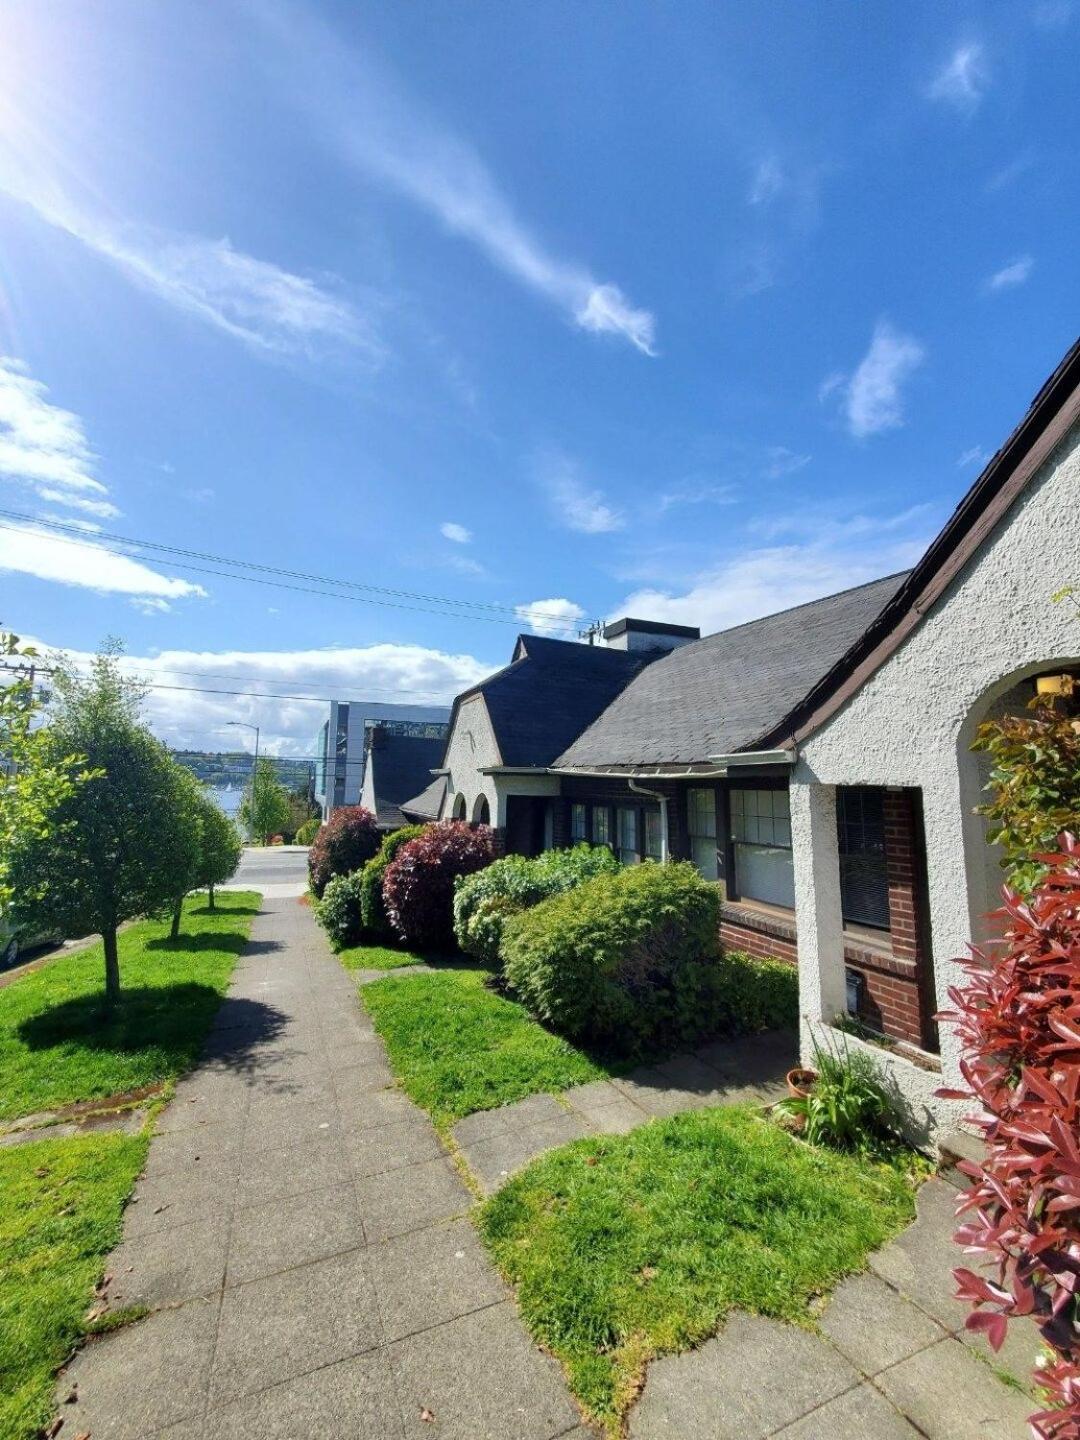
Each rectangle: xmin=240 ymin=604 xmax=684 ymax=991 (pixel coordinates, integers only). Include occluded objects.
xmin=186 ymin=903 xmax=262 ymax=918
xmin=16 ymin=982 xmax=250 ymax=1059
xmin=145 ymin=931 xmax=254 ymax=956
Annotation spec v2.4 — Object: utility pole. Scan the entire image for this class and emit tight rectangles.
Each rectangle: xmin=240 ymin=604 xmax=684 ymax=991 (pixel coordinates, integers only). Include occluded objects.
xmin=226 ymin=721 xmax=260 ymax=841
xmin=578 ymin=620 xmax=605 ymax=646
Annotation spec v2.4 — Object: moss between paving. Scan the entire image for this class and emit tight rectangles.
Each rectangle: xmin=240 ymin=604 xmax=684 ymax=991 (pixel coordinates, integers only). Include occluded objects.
xmin=478 ymin=1106 xmax=921 ymax=1436
xmin=0 ymin=891 xmax=259 ymax=1123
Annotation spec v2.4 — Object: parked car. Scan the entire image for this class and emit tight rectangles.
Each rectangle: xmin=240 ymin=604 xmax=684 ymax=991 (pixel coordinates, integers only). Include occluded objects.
xmin=0 ymin=910 xmax=58 ymax=969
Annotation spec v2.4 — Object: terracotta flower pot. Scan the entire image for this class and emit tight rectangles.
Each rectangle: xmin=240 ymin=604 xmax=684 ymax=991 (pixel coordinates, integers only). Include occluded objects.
xmin=786 ymin=1066 xmax=817 ymax=1099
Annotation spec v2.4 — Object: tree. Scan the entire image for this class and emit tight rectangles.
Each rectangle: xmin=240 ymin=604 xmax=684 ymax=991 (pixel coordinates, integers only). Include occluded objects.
xmin=283 ymin=785 xmax=317 ymax=842
xmin=238 ymin=757 xmax=290 ymax=844
xmin=8 ymin=647 xmax=200 ymax=1007
xmin=196 ymin=794 xmax=242 ymax=910
xmin=166 ymin=764 xmax=208 ymax=940
xmin=0 ymin=629 xmax=93 ymax=914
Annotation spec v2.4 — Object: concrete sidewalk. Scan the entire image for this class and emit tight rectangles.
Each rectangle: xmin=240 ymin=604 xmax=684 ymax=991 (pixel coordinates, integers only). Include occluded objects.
xmin=59 ymin=895 xmax=588 ymax=1440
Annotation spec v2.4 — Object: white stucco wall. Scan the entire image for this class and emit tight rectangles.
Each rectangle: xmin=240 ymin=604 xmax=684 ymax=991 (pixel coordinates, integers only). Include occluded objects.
xmin=442 ymin=696 xmax=502 ymax=825
xmin=793 ymin=420 xmax=1080 ymax=1138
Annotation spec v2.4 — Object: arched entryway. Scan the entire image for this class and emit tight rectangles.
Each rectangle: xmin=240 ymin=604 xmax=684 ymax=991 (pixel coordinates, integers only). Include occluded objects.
xmin=471 ymin=795 xmax=490 ymax=826
xmin=451 ymin=793 xmax=467 ymax=821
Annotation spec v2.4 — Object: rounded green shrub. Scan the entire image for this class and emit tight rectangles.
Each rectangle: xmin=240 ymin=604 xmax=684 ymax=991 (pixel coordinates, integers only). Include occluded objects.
xmin=453 ymin=845 xmax=621 ymax=966
xmin=316 ymin=870 xmax=366 ymax=949
xmin=501 ymin=861 xmax=721 ymax=1052
xmin=360 ymin=825 xmax=427 ymax=940
xmin=295 ymin=818 xmax=320 ymax=846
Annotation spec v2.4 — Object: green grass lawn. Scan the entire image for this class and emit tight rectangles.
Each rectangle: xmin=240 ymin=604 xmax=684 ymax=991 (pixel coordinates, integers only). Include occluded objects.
xmin=0 ymin=1133 xmax=149 ymax=1440
xmin=336 ymin=941 xmax=435 ymax=972
xmin=479 ymin=1105 xmax=921 ymax=1434
xmin=360 ymin=965 xmax=608 ymax=1131
xmin=0 ymin=891 xmax=258 ymax=1123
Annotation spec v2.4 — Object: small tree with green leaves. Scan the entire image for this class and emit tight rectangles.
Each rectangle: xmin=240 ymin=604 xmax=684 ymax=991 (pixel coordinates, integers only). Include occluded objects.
xmin=239 ymin=757 xmax=290 ymax=844
xmin=0 ymin=629 xmax=94 ymax=915
xmin=197 ymin=794 xmax=243 ymax=910
xmin=8 ymin=647 xmax=201 ymax=1006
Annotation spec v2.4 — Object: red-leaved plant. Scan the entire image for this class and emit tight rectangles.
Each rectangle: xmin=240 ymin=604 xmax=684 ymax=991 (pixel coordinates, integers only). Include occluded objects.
xmin=937 ymin=834 xmax=1080 ymax=1439
xmin=307 ymin=805 xmax=382 ymax=899
xmin=383 ymin=821 xmax=494 ymax=951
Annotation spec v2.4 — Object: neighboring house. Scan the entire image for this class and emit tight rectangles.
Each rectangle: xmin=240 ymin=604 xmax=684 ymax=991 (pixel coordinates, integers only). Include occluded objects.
xmin=359 ymin=724 xmax=448 ymax=831
xmin=423 ymin=335 xmax=1079 ymax=1143
xmin=313 ymin=700 xmax=451 ymax=820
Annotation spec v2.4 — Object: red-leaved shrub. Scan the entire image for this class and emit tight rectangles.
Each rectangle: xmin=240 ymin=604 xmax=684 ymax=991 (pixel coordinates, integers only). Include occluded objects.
xmin=383 ymin=822 xmax=494 ymax=951
xmin=307 ymin=806 xmax=381 ymax=899
xmin=937 ymin=835 xmax=1080 ymax=1438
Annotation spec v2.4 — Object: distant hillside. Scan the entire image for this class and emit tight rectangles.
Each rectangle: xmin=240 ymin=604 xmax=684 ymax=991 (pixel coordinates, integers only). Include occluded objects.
xmin=172 ymin=749 xmax=314 ymax=792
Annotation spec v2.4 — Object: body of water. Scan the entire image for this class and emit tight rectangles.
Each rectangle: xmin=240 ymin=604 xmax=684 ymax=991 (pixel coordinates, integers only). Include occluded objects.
xmin=206 ymin=784 xmax=243 ymax=819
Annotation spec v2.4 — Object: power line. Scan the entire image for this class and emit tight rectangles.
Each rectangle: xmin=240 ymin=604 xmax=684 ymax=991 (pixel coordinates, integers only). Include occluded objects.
xmin=0 ymin=507 xmax=599 ymax=633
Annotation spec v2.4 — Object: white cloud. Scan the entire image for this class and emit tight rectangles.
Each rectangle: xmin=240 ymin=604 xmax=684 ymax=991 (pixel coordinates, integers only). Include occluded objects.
xmin=617 ymin=520 xmax=930 ymax=638
xmin=0 ymin=160 xmax=375 ymax=360
xmin=515 ymin=597 xmax=586 ymax=638
xmin=824 ymin=321 xmax=925 ymax=439
xmin=36 ymin=487 xmax=120 ymax=519
xmin=440 ymin=521 xmax=472 ymax=544
xmin=654 ymin=482 xmax=737 ymax=515
xmin=958 ymin=445 xmax=989 ymax=467
xmin=24 ymin=637 xmax=496 ymax=755
xmin=541 ymin=456 xmax=624 ymax=534
xmin=929 ymin=43 xmax=989 ymax=111
xmin=0 ymin=357 xmax=109 ymax=504
xmin=259 ymin=3 xmax=656 ymax=355
xmin=762 ymin=446 xmax=812 ymax=479
xmin=0 ymin=521 xmax=206 ymax=602
xmin=986 ymin=255 xmax=1034 ymax=291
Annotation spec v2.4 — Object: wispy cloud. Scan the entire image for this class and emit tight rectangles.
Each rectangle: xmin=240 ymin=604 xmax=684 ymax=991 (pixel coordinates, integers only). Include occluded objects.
xmin=984 ymin=153 xmax=1035 ymax=193
xmin=3 ymin=186 xmax=375 ymax=360
xmin=822 ymin=321 xmax=925 ymax=439
xmin=440 ymin=521 xmax=472 ymax=544
xmin=258 ymin=2 xmax=656 ymax=355
xmin=929 ymin=43 xmax=989 ymax=111
xmin=515 ymin=597 xmax=586 ymax=637
xmin=762 ymin=446 xmax=812 ymax=480
xmin=0 ymin=520 xmax=206 ymax=610
xmin=986 ymin=255 xmax=1034 ymax=291
xmin=748 ymin=157 xmax=785 ymax=207
xmin=540 ymin=454 xmax=624 ymax=534
xmin=654 ymin=481 xmax=737 ymax=516
xmin=958 ymin=445 xmax=990 ymax=467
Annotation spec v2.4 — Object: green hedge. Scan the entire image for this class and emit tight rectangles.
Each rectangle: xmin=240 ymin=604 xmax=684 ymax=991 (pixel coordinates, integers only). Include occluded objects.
xmin=295 ymin=818 xmax=320 ymax=846
xmin=501 ymin=862 xmax=721 ymax=1052
xmin=453 ymin=845 xmax=620 ymax=966
xmin=706 ymin=949 xmax=798 ymax=1034
xmin=316 ymin=870 xmax=365 ymax=949
xmin=359 ymin=825 xmax=427 ymax=940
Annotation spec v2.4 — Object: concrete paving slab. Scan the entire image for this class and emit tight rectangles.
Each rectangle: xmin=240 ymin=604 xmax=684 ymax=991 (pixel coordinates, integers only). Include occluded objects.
xmin=235 ymin=1127 xmax=353 ymax=1208
xmin=225 ymin=1182 xmax=365 ymax=1286
xmin=452 ymin=1104 xmax=518 ymax=1147
xmin=210 ymin=1248 xmax=381 ymax=1406
xmin=611 ymin=1067 xmax=718 ymax=1117
xmin=122 ymin=1171 xmax=235 ymax=1238
xmin=560 ymin=1078 xmax=631 ymax=1116
xmin=464 ymin=1113 xmax=592 ymax=1194
xmin=348 ymin=1116 xmax=447 ymax=1178
xmin=820 ymin=1272 xmax=948 ymax=1375
xmin=334 ymin=1084 xmax=426 ymax=1130
xmin=240 ymin=1099 xmax=345 ymax=1156
xmin=107 ymin=1212 xmax=230 ymax=1310
xmin=329 ymin=1055 xmax=397 ymax=1094
xmin=581 ymin=1097 xmax=648 ymax=1135
xmin=62 ymin=1294 xmax=220 ymax=1439
xmin=356 ymin=1156 xmax=471 ymax=1242
xmin=873 ymin=1337 xmax=1033 ymax=1439
xmin=771 ymin=1381 xmax=921 ymax=1438
xmin=628 ymin=1312 xmax=859 ymax=1440
xmin=388 ymin=1300 xmax=582 ymax=1440
xmin=145 ymin=1119 xmax=244 ymax=1177
xmin=202 ymin=1352 xmax=405 ymax=1440
xmin=367 ymin=1217 xmax=506 ymax=1342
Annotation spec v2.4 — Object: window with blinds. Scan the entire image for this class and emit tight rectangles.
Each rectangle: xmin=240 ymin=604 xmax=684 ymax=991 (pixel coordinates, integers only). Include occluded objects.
xmin=730 ymin=788 xmax=795 ymax=909
xmin=837 ymin=787 xmax=891 ymax=929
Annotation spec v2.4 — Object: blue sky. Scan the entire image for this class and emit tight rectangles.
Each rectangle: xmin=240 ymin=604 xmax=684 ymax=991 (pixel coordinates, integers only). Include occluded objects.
xmin=0 ymin=0 xmax=1076 ymax=753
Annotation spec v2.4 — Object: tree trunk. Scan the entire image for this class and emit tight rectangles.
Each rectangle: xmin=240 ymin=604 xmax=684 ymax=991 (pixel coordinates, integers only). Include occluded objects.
xmin=103 ymin=926 xmax=120 ymax=1008
xmin=208 ymin=882 xmax=216 ymax=911
xmin=170 ymin=898 xmax=182 ymax=941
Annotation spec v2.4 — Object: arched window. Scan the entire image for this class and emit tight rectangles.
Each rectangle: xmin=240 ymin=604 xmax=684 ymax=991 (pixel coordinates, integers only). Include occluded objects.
xmin=472 ymin=795 xmax=490 ymax=826
xmin=451 ymin=793 xmax=467 ymax=821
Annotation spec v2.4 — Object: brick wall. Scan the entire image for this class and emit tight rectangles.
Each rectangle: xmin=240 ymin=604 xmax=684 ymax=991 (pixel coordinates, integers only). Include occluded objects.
xmin=720 ymin=903 xmax=798 ymax=966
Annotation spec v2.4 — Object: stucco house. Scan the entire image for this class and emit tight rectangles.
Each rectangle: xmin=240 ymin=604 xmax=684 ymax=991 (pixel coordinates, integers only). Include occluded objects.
xmin=404 ymin=335 xmax=1079 ymax=1142
xmin=359 ymin=723 xmax=449 ymax=832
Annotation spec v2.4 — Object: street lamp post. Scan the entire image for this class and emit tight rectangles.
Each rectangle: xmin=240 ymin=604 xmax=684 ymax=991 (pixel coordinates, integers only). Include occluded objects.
xmin=227 ymin=721 xmax=260 ymax=841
